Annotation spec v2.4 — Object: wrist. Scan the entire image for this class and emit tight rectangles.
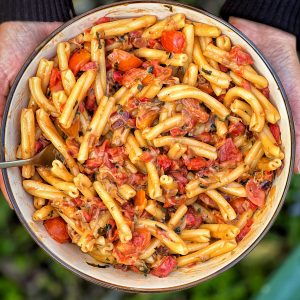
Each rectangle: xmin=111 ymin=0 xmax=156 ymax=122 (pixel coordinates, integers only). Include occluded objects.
xmin=229 ymin=17 xmax=297 ymax=54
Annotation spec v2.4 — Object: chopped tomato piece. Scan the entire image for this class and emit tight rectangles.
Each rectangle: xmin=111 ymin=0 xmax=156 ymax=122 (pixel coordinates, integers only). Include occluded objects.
xmin=228 ymin=122 xmax=246 ymax=137
xmin=44 ymin=217 xmax=69 ymax=243
xmin=140 ymin=151 xmax=153 ymax=163
xmin=230 ymin=197 xmax=257 ymax=215
xmin=113 ymin=228 xmax=151 ymax=265
xmin=218 ymin=138 xmax=242 ymax=163
xmin=181 ymin=98 xmax=209 ymax=123
xmin=184 ymin=157 xmax=207 ymax=171
xmin=95 ymin=16 xmax=111 ymax=24
xmin=113 ymin=70 xmax=123 ymax=85
xmin=194 ymin=132 xmax=213 ymax=143
xmin=69 ymin=49 xmax=91 ymax=75
xmin=49 ymin=67 xmax=63 ymax=93
xmin=142 ymin=60 xmax=172 ymax=81
xmin=150 ymin=256 xmax=177 ymax=278
xmin=161 ymin=30 xmax=186 ymax=53
xmin=164 ymin=195 xmax=186 ymax=208
xmin=185 ymin=207 xmax=202 ymax=229
xmin=121 ymin=68 xmax=148 ymax=88
xmin=246 ymin=178 xmax=266 ymax=207
xmin=170 ymin=127 xmax=187 ymax=137
xmin=169 ymin=170 xmax=188 ymax=194
xmin=134 ymin=190 xmax=147 ymax=215
xmin=260 ymin=87 xmax=270 ymax=99
xmin=241 ymin=79 xmax=251 ymax=90
xmin=269 ymin=123 xmax=281 ymax=144
xmin=229 ymin=45 xmax=253 ymax=65
xmin=236 ymin=218 xmax=253 ymax=242
xmin=83 ymin=211 xmax=92 ymax=223
xmin=197 ymin=81 xmax=214 ymax=95
xmin=108 ymin=49 xmax=142 ymax=72
xmin=80 ymin=61 xmax=97 ymax=72
xmin=219 ymin=64 xmax=228 ymax=72
xmin=157 ymin=154 xmax=173 ymax=171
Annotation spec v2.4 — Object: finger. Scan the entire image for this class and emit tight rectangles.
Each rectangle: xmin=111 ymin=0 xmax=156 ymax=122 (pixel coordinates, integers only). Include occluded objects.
xmin=0 ymin=169 xmax=13 ymax=209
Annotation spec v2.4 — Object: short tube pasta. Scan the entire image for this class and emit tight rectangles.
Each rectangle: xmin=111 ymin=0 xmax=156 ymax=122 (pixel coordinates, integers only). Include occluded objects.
xmin=20 ymin=13 xmax=284 ymax=277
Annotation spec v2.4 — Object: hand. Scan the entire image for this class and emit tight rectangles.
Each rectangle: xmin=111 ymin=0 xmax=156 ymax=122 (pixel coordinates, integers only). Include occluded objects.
xmin=229 ymin=17 xmax=300 ymax=172
xmin=0 ymin=21 xmax=62 ymax=207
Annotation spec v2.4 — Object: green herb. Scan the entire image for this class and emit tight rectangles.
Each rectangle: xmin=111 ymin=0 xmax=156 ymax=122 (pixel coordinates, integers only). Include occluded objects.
xmin=174 ymin=227 xmax=181 ymax=234
xmin=168 ymin=52 xmax=174 ymax=59
xmin=210 ymin=123 xmax=217 ymax=132
xmin=105 ymin=224 xmax=112 ymax=231
xmin=118 ymin=35 xmax=126 ymax=42
xmin=114 ymin=62 xmax=119 ymax=70
xmin=96 ymin=32 xmax=102 ymax=49
xmin=147 ymin=66 xmax=154 ymax=73
xmin=137 ymin=84 xmax=144 ymax=91
xmin=86 ymin=262 xmax=109 ymax=268
xmin=202 ymin=68 xmax=212 ymax=75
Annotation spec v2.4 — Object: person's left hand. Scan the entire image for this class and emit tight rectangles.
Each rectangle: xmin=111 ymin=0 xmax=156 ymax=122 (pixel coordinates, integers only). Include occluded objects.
xmin=0 ymin=21 xmax=62 ymax=206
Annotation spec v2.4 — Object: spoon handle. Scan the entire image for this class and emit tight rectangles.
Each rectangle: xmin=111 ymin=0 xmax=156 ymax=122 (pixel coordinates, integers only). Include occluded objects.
xmin=0 ymin=158 xmax=33 ymax=168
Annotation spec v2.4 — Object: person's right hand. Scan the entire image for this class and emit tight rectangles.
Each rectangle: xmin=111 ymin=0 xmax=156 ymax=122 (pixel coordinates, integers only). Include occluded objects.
xmin=229 ymin=17 xmax=300 ymax=173
xmin=0 ymin=21 xmax=61 ymax=207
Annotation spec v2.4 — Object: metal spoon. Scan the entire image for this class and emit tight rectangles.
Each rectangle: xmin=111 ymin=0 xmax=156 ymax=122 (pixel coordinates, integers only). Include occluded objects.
xmin=0 ymin=144 xmax=59 ymax=168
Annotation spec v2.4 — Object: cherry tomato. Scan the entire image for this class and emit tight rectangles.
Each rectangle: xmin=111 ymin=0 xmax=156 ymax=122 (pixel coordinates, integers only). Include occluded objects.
xmin=108 ymin=49 xmax=142 ymax=72
xmin=161 ymin=30 xmax=186 ymax=53
xmin=269 ymin=123 xmax=281 ymax=144
xmin=44 ymin=217 xmax=69 ymax=243
xmin=246 ymin=179 xmax=266 ymax=207
xmin=150 ymin=256 xmax=177 ymax=277
xmin=69 ymin=49 xmax=91 ymax=75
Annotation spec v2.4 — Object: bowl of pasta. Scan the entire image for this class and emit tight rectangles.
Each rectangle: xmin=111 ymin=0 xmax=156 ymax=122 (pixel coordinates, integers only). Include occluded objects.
xmin=2 ymin=0 xmax=295 ymax=292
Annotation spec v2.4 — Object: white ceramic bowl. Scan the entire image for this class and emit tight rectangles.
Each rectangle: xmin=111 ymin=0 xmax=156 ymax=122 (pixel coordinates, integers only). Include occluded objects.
xmin=1 ymin=0 xmax=295 ymax=292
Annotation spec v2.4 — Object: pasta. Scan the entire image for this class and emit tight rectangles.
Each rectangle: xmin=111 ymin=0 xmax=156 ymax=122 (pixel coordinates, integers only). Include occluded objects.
xmin=20 ymin=13 xmax=284 ymax=278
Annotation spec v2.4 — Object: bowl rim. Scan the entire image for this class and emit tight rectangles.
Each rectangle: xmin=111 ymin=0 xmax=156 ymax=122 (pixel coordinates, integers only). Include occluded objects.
xmin=1 ymin=0 xmax=295 ymax=293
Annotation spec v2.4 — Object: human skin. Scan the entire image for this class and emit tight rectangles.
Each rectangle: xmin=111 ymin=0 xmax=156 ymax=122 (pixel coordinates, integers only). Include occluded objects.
xmin=0 ymin=22 xmax=61 ymax=207
xmin=0 ymin=18 xmax=299 ymax=206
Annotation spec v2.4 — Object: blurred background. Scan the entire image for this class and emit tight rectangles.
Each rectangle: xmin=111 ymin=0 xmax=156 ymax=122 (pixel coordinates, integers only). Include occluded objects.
xmin=1 ymin=0 xmax=300 ymax=299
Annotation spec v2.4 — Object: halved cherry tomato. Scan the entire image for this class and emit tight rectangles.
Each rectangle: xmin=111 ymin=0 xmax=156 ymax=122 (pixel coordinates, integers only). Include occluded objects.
xmin=69 ymin=49 xmax=91 ymax=75
xmin=44 ymin=217 xmax=69 ymax=243
xmin=269 ymin=123 xmax=281 ymax=144
xmin=161 ymin=30 xmax=186 ymax=53
xmin=229 ymin=45 xmax=253 ymax=65
xmin=113 ymin=228 xmax=151 ymax=265
xmin=246 ymin=178 xmax=266 ymax=207
xmin=150 ymin=256 xmax=177 ymax=277
xmin=108 ymin=49 xmax=142 ymax=72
